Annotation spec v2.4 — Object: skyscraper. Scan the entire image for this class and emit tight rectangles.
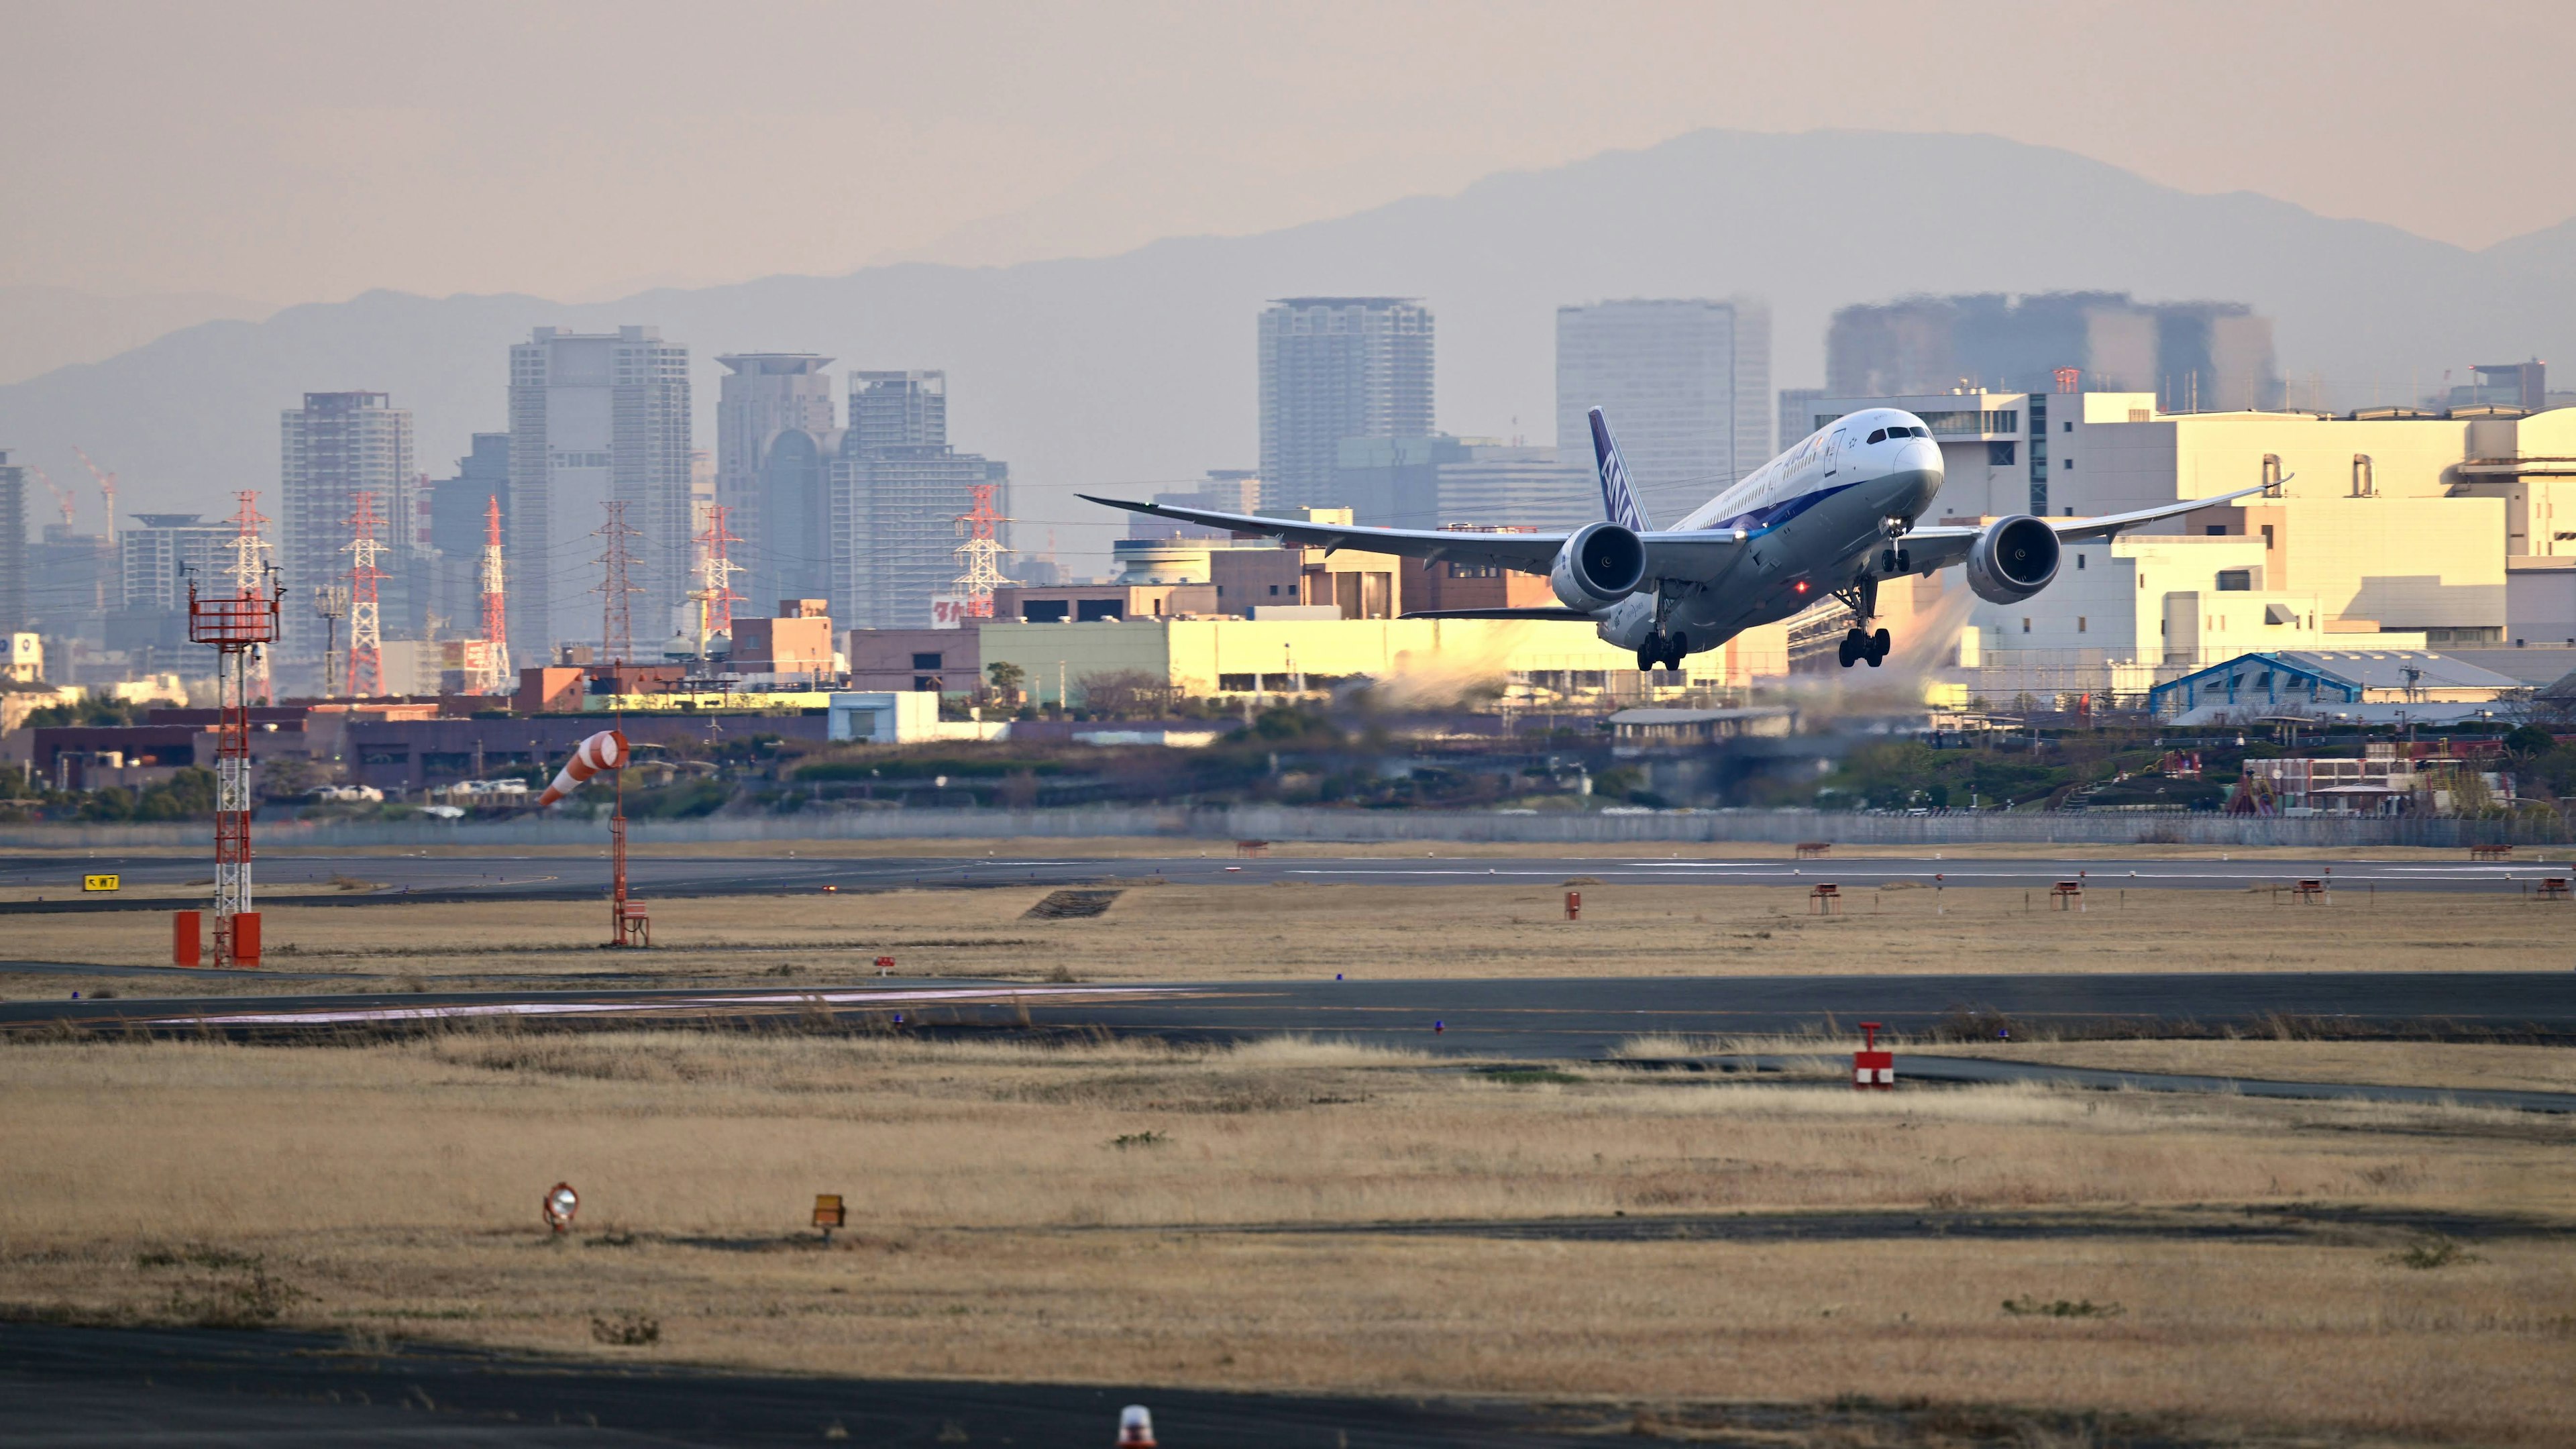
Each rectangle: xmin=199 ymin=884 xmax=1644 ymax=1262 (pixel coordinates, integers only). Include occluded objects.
xmin=424 ymin=433 xmax=508 ymax=640
xmin=1258 ymin=299 xmax=1434 ymax=509
xmin=505 ymin=326 xmax=692 ymax=655
xmin=827 ymin=370 xmax=1009 ymax=629
xmin=1556 ymin=299 xmax=1772 ymax=526
xmin=0 ymin=451 xmax=22 ymax=636
xmin=1825 ymin=292 xmax=2280 ymax=412
xmin=716 ymin=354 xmax=839 ymax=613
xmin=280 ymin=392 xmax=414 ymax=658
xmin=107 ymin=512 xmax=233 ymax=663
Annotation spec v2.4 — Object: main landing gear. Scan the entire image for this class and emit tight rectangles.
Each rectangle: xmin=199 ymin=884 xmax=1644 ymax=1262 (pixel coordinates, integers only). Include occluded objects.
xmin=1837 ymin=627 xmax=1891 ymax=669
xmin=1833 ymin=574 xmax=1892 ymax=669
xmin=1637 ymin=629 xmax=1688 ymax=672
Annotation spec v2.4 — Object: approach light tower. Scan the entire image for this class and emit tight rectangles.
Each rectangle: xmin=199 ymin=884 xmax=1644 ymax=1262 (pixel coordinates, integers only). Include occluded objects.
xmin=189 ymin=567 xmax=284 ymax=967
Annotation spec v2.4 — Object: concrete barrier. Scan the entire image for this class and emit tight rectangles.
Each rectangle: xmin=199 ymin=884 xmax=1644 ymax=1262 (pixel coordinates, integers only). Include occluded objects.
xmin=3 ymin=805 xmax=2565 ymax=851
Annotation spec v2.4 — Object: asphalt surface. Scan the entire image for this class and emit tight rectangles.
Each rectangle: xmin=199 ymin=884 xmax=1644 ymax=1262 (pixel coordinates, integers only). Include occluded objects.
xmin=9 ymin=971 xmax=2571 ymax=1055
xmin=7 ymin=849 xmax=2576 ymax=912
xmin=0 ymin=1322 xmax=1615 ymax=1448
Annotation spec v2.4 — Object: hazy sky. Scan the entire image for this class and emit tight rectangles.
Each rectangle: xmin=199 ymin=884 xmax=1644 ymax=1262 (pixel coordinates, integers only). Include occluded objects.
xmin=7 ymin=0 xmax=2571 ymax=305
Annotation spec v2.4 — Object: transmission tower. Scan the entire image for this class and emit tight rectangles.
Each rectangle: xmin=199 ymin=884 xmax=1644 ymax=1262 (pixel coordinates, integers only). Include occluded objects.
xmin=689 ymin=504 xmax=744 ymax=660
xmin=311 ymin=585 xmax=350 ymax=697
xmin=188 ymin=566 xmax=281 ymax=967
xmin=592 ymin=500 xmax=643 ymax=665
xmin=476 ymin=495 xmax=512 ymax=693
xmin=343 ymin=492 xmax=388 ymax=697
xmin=951 ymin=484 xmax=1012 ymax=619
xmin=223 ymin=492 xmax=276 ymax=704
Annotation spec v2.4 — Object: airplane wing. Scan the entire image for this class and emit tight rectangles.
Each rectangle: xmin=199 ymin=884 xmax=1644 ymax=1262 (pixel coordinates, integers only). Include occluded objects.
xmin=1079 ymin=495 xmax=1754 ymax=585
xmin=1401 ymin=606 xmax=1595 ymax=621
xmin=1899 ymin=483 xmax=2277 ymax=572
xmin=1077 ymin=496 xmax=1567 ymax=572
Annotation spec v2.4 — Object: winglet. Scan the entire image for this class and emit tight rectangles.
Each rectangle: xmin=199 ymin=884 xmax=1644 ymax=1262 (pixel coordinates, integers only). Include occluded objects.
xmin=1588 ymin=407 xmax=1652 ymax=533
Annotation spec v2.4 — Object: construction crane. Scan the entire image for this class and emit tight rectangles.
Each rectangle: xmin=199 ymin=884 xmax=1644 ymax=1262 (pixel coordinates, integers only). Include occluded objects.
xmin=71 ymin=446 xmax=119 ymax=541
xmin=26 ymin=464 xmax=75 ymax=531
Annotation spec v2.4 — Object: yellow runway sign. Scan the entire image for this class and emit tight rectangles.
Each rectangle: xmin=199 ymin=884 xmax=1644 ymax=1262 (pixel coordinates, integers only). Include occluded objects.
xmin=83 ymin=873 xmax=120 ymax=892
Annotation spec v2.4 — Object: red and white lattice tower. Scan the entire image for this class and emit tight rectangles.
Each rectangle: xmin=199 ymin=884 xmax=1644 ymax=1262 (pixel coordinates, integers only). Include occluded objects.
xmin=476 ymin=494 xmax=511 ymax=693
xmin=189 ymin=568 xmax=282 ymax=967
xmin=691 ymin=503 xmax=744 ymax=657
xmin=592 ymin=500 xmax=643 ymax=665
xmin=343 ymin=492 xmax=388 ymax=697
xmin=223 ymin=491 xmax=276 ymax=705
xmin=951 ymin=484 xmax=1011 ymax=619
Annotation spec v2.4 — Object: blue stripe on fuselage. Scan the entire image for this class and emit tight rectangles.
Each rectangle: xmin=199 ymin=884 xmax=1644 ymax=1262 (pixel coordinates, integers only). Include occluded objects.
xmin=1709 ymin=478 xmax=1863 ymax=536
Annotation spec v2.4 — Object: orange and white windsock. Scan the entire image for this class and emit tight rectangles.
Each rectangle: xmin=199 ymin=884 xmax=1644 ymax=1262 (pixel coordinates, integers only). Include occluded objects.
xmin=537 ymin=729 xmax=630 ymax=806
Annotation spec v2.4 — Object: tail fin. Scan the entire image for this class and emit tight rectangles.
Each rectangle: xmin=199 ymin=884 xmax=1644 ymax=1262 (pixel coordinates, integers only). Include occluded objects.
xmin=1589 ymin=407 xmax=1652 ymax=532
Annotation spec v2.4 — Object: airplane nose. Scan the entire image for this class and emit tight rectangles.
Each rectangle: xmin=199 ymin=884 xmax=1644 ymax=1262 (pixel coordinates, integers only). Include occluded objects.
xmin=1896 ymin=435 xmax=1943 ymax=481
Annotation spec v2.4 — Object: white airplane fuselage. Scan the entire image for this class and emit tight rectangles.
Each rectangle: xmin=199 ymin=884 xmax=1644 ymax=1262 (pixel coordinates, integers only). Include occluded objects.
xmin=1589 ymin=409 xmax=1945 ymax=655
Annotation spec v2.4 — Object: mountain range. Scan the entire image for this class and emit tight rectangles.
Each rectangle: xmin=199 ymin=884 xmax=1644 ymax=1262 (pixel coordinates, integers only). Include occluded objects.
xmin=1 ymin=128 xmax=2570 ymax=568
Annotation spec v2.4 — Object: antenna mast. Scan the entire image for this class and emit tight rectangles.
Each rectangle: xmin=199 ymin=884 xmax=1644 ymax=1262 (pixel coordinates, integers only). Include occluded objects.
xmin=343 ymin=491 xmax=388 ymax=697
xmin=477 ymin=494 xmax=511 ymax=694
xmin=592 ymin=500 xmax=643 ymax=665
xmin=223 ymin=491 xmax=276 ymax=704
xmin=951 ymin=483 xmax=1011 ymax=619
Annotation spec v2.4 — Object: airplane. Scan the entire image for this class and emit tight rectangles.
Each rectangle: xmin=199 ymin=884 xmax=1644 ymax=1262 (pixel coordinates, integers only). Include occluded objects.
xmin=1081 ymin=407 xmax=2271 ymax=672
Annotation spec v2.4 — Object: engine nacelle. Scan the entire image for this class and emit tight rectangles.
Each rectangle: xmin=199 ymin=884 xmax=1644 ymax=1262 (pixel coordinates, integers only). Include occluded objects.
xmin=1550 ymin=521 xmax=1648 ymax=611
xmin=1965 ymin=515 xmax=2061 ymax=604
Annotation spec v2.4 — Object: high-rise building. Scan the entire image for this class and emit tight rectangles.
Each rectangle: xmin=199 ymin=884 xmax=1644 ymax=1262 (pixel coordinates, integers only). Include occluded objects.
xmin=1258 ymin=299 xmax=1434 ymax=509
xmin=505 ymin=326 xmax=692 ymax=655
xmin=0 ymin=451 xmax=23 ymax=635
xmin=423 ymin=433 xmax=508 ymax=639
xmin=849 ymin=370 xmax=946 ymax=454
xmin=1825 ymin=292 xmax=2280 ymax=413
xmin=716 ymin=355 xmax=839 ymax=614
xmin=1778 ymin=388 xmax=1827 ymax=451
xmin=1333 ymin=437 xmax=1589 ymax=532
xmin=105 ymin=512 xmax=233 ymax=663
xmin=1556 ymin=299 xmax=1771 ymax=525
xmin=826 ymin=370 xmax=1008 ymax=629
xmin=280 ymin=392 xmax=415 ymax=655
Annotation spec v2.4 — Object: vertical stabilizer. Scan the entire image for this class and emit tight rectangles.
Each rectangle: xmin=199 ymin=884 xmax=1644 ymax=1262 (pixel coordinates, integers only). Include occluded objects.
xmin=1588 ymin=407 xmax=1652 ymax=532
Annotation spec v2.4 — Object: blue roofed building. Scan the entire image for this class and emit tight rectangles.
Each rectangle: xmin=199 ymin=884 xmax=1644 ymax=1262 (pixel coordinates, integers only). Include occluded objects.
xmin=2148 ymin=649 xmax=2530 ymax=724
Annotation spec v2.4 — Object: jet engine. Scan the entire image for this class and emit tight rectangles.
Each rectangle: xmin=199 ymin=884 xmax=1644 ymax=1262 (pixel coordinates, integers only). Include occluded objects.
xmin=1549 ymin=521 xmax=1648 ymax=611
xmin=1965 ymin=515 xmax=2061 ymax=604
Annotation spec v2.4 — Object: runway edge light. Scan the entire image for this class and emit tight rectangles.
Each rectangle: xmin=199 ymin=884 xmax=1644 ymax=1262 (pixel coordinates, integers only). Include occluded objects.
xmin=544 ymin=1182 xmax=580 ymax=1234
xmin=1118 ymin=1405 xmax=1156 ymax=1447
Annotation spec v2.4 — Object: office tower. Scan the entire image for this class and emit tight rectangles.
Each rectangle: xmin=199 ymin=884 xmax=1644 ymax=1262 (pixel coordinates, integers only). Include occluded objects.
xmin=1129 ymin=470 xmax=1264 ymax=541
xmin=505 ymin=326 xmax=692 ymax=655
xmin=1334 ymin=437 xmax=1589 ymax=531
xmin=1556 ymin=299 xmax=1771 ymax=525
xmin=849 ymin=370 xmax=946 ymax=453
xmin=424 ymin=433 xmax=508 ymax=638
xmin=1826 ymin=292 xmax=2280 ymax=413
xmin=0 ymin=451 xmax=21 ymax=635
xmin=107 ymin=512 xmax=232 ymax=661
xmin=1778 ymin=388 xmax=1826 ymax=450
xmin=826 ymin=370 xmax=1009 ymax=629
xmin=1258 ymin=299 xmax=1434 ymax=509
xmin=280 ymin=392 xmax=415 ymax=655
xmin=716 ymin=355 xmax=839 ymax=612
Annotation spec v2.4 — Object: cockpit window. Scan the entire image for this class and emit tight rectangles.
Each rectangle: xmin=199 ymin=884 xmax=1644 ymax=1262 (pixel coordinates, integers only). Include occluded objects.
xmin=1866 ymin=429 xmax=1886 ymax=444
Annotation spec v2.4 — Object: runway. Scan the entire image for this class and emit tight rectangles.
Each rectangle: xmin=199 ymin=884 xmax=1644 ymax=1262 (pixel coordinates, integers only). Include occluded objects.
xmin=10 ymin=970 xmax=2570 ymax=1054
xmin=5 ymin=847 xmax=2573 ymax=912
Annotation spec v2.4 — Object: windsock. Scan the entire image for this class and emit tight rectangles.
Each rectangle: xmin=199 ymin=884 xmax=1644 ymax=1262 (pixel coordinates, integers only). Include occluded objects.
xmin=537 ymin=729 xmax=630 ymax=806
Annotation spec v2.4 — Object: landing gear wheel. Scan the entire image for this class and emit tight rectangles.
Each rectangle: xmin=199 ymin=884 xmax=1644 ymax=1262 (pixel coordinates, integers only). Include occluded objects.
xmin=1837 ymin=629 xmax=1864 ymax=669
xmin=1665 ymin=631 xmax=1688 ymax=672
xmin=1638 ymin=630 xmax=1666 ymax=673
xmin=1864 ymin=627 xmax=1891 ymax=668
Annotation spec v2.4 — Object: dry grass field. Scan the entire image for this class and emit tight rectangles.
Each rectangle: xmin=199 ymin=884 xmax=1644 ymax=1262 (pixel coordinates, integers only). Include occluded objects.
xmin=1 ymin=1030 xmax=2570 ymax=1444
xmin=3 ymin=879 xmax=2569 ymax=998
